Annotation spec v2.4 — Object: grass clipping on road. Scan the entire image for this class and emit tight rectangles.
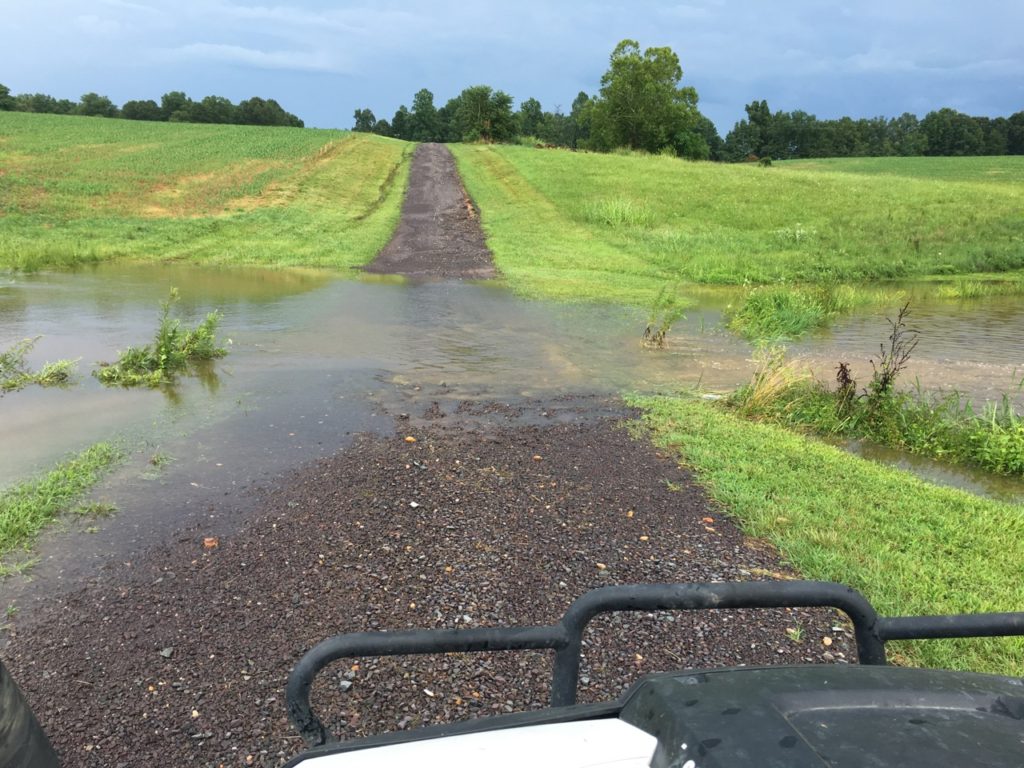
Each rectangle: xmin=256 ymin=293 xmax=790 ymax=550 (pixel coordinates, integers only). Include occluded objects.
xmin=0 ymin=112 xmax=412 ymax=271
xmin=0 ymin=443 xmax=121 ymax=570
xmin=630 ymin=394 xmax=1024 ymax=676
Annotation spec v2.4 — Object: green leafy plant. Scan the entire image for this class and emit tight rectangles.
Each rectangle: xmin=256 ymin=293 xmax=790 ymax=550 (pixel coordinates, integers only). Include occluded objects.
xmin=94 ymin=288 xmax=227 ymax=388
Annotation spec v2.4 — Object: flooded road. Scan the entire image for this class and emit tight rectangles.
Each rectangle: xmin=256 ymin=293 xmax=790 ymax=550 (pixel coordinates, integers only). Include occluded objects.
xmin=2 ymin=263 xmax=1023 ymax=501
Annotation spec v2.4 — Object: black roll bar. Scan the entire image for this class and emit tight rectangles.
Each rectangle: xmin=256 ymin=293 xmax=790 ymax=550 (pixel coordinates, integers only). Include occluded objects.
xmin=285 ymin=580 xmax=1024 ymax=746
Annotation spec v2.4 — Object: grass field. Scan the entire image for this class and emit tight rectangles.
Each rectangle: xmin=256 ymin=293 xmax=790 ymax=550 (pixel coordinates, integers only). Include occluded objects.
xmin=0 ymin=112 xmax=412 ymax=270
xmin=632 ymin=395 xmax=1024 ymax=676
xmin=782 ymin=155 xmax=1024 ymax=184
xmin=451 ymin=145 xmax=1024 ymax=304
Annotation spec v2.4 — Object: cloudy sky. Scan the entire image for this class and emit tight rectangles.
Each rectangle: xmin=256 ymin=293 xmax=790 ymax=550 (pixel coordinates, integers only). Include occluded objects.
xmin=3 ymin=1 xmax=1022 ymax=133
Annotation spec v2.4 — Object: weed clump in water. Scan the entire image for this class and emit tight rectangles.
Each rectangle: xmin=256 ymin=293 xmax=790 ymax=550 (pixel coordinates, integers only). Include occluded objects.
xmin=94 ymin=288 xmax=227 ymax=388
xmin=642 ymin=284 xmax=686 ymax=348
xmin=1 ymin=337 xmax=77 ymax=394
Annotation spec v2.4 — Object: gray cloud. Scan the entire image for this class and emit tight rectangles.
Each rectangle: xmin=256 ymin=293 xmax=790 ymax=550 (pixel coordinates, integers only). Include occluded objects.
xmin=1 ymin=1 xmax=1020 ymax=132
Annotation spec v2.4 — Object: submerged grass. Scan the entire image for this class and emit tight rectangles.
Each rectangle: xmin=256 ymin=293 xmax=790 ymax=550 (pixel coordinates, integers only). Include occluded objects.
xmin=0 ymin=443 xmax=122 ymax=562
xmin=631 ymin=394 xmax=1024 ymax=676
xmin=0 ymin=112 xmax=412 ymax=271
xmin=451 ymin=144 xmax=1024 ymax=305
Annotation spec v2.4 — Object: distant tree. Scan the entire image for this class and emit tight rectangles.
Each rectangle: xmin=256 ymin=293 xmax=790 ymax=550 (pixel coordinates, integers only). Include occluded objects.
xmin=160 ymin=91 xmax=192 ymax=121
xmin=14 ymin=93 xmax=74 ymax=115
xmin=371 ymin=118 xmax=391 ymax=136
xmin=188 ymin=95 xmax=235 ymax=124
xmin=121 ymin=99 xmax=162 ymax=121
xmin=674 ymin=112 xmax=721 ymax=160
xmin=921 ymin=108 xmax=984 ymax=156
xmin=453 ymin=85 xmax=515 ymax=142
xmin=1007 ymin=111 xmax=1024 ymax=155
xmin=436 ymin=96 xmax=461 ymax=142
xmin=977 ymin=116 xmax=1009 ymax=156
xmin=0 ymin=83 xmax=13 ymax=111
xmin=353 ymin=108 xmax=376 ymax=132
xmin=517 ymin=97 xmax=543 ymax=138
xmin=410 ymin=88 xmax=440 ymax=141
xmin=77 ymin=92 xmax=118 ymax=117
xmin=887 ymin=112 xmax=927 ymax=156
xmin=390 ymin=105 xmax=412 ymax=140
xmin=589 ymin=40 xmax=699 ymax=154
xmin=237 ymin=97 xmax=302 ymax=126
xmin=722 ymin=118 xmax=760 ymax=160
xmin=569 ymin=91 xmax=593 ymax=148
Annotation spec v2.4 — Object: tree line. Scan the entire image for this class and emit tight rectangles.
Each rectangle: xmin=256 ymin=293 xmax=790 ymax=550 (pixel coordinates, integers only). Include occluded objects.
xmin=353 ymin=39 xmax=1024 ymax=161
xmin=719 ymin=101 xmax=1024 ymax=160
xmin=353 ymin=40 xmax=719 ymax=160
xmin=0 ymin=84 xmax=303 ymax=127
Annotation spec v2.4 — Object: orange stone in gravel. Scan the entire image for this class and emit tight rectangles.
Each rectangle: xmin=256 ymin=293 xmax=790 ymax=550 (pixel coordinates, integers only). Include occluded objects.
xmin=203 ymin=537 xmax=219 ymax=549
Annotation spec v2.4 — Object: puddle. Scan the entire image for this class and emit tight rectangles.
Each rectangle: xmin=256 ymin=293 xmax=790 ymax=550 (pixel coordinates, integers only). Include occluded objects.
xmin=2 ymin=263 xmax=1022 ymax=501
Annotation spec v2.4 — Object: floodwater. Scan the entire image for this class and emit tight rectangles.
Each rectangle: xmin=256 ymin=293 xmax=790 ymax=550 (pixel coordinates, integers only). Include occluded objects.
xmin=2 ymin=263 xmax=1023 ymax=507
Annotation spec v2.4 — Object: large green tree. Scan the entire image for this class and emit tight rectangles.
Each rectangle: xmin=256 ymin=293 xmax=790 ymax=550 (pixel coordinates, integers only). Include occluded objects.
xmin=589 ymin=39 xmax=699 ymax=153
xmin=410 ymin=88 xmax=440 ymax=142
xmin=353 ymin=108 xmax=376 ymax=132
xmin=517 ymin=97 xmax=544 ymax=138
xmin=0 ymin=83 xmax=14 ymax=111
xmin=121 ymin=99 xmax=162 ymax=121
xmin=453 ymin=85 xmax=515 ymax=142
xmin=77 ymin=92 xmax=118 ymax=117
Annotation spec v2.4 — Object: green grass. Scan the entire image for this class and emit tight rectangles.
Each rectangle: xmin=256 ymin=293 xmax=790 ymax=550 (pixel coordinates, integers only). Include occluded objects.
xmin=781 ymin=156 xmax=1024 ymax=184
xmin=450 ymin=145 xmax=1024 ymax=305
xmin=0 ymin=112 xmax=412 ymax=271
xmin=0 ymin=443 xmax=122 ymax=562
xmin=630 ymin=395 xmax=1024 ymax=676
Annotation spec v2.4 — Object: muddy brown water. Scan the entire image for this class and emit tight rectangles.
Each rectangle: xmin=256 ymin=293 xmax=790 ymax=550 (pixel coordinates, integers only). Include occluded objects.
xmin=2 ymin=263 xmax=1023 ymax=504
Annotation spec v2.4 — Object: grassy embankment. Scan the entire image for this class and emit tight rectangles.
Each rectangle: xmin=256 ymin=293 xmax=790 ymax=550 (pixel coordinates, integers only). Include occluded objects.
xmin=0 ymin=443 xmax=121 ymax=575
xmin=631 ymin=395 xmax=1024 ymax=676
xmin=451 ymin=144 xmax=1024 ymax=324
xmin=0 ymin=111 xmax=412 ymax=270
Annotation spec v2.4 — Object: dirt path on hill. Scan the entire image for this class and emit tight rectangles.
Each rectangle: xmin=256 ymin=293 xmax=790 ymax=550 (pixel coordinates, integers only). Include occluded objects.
xmin=4 ymin=397 xmax=853 ymax=768
xmin=363 ymin=143 xmax=497 ymax=279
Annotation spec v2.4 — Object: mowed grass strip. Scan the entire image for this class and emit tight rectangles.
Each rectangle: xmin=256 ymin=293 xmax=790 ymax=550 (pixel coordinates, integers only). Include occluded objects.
xmin=451 ymin=144 xmax=1024 ymax=303
xmin=0 ymin=442 xmax=121 ymax=563
xmin=0 ymin=112 xmax=412 ymax=270
xmin=630 ymin=395 xmax=1024 ymax=676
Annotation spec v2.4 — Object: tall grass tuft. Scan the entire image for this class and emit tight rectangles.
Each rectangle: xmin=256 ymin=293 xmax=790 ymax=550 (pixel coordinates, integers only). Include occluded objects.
xmin=584 ymin=197 xmax=655 ymax=228
xmin=94 ymin=288 xmax=227 ymax=388
xmin=727 ymin=284 xmax=851 ymax=341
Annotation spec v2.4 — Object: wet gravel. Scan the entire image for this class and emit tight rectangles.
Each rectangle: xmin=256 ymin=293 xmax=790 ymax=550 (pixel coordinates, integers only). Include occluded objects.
xmin=363 ymin=143 xmax=497 ymax=279
xmin=4 ymin=402 xmax=854 ymax=767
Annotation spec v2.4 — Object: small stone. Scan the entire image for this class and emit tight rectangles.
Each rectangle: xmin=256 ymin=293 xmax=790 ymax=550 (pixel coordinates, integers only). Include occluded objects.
xmin=339 ymin=680 xmax=353 ymax=693
xmin=532 ymin=455 xmax=542 ymax=461
xmin=822 ymin=636 xmax=833 ymax=647
xmin=159 ymin=647 xmax=174 ymax=658
xmin=404 ymin=436 xmax=417 ymax=443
